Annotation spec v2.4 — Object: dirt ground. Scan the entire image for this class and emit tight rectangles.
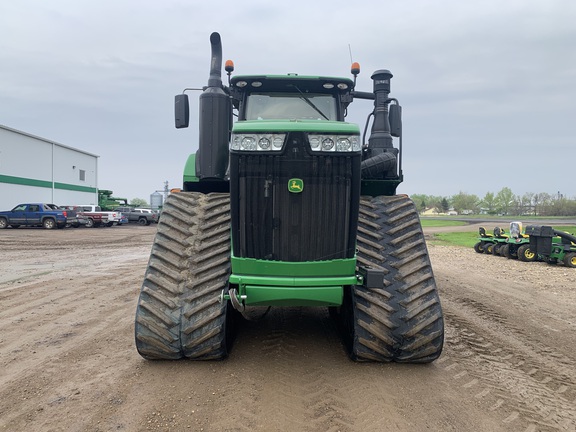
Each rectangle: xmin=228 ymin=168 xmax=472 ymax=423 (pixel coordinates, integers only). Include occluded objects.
xmin=1 ymin=223 xmax=575 ymax=432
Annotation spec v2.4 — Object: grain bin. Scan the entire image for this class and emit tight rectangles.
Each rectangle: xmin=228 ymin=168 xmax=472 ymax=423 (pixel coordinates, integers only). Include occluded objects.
xmin=150 ymin=191 xmax=163 ymax=210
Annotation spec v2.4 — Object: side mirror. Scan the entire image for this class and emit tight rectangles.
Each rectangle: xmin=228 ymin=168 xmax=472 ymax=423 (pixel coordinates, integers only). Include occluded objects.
xmin=389 ymin=104 xmax=402 ymax=138
xmin=175 ymin=94 xmax=190 ymax=129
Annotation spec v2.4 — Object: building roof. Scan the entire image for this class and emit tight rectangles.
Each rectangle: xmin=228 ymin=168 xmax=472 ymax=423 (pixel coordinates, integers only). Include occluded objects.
xmin=0 ymin=124 xmax=99 ymax=158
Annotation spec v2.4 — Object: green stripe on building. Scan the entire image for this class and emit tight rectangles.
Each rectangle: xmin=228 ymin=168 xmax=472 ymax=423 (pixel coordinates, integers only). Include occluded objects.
xmin=54 ymin=182 xmax=97 ymax=193
xmin=0 ymin=174 xmax=97 ymax=193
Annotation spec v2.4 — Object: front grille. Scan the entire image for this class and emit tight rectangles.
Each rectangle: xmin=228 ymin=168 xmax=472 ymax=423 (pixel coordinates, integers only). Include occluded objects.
xmin=230 ymin=133 xmax=360 ymax=262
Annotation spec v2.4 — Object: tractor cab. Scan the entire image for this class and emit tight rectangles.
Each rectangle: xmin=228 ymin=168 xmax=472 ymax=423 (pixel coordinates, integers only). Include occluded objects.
xmin=229 ymin=75 xmax=354 ymax=122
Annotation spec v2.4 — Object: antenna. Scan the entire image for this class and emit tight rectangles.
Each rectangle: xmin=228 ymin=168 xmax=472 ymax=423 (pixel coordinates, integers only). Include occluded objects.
xmin=348 ymin=44 xmax=354 ymax=64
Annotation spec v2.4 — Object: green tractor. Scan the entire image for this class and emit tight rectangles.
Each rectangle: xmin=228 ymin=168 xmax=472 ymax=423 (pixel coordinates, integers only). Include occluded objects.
xmin=498 ymin=221 xmax=537 ymax=262
xmin=134 ymin=32 xmax=444 ymax=362
xmin=98 ymin=189 xmax=128 ymax=211
xmin=525 ymin=225 xmax=576 ymax=268
xmin=474 ymin=226 xmax=507 ymax=255
xmin=490 ymin=226 xmax=510 ymax=256
xmin=473 ymin=226 xmax=496 ymax=254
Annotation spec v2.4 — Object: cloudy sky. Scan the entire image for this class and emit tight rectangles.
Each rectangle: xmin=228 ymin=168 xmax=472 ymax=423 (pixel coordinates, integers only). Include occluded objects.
xmin=1 ymin=0 xmax=575 ymax=202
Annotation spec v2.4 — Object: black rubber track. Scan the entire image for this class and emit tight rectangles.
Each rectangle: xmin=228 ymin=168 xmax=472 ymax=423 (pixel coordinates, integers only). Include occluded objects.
xmin=134 ymin=192 xmax=232 ymax=360
xmin=349 ymin=195 xmax=444 ymax=363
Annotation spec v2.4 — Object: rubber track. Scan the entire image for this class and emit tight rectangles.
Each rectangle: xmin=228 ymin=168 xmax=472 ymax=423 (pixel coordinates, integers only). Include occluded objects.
xmin=353 ymin=195 xmax=444 ymax=363
xmin=134 ymin=192 xmax=231 ymax=360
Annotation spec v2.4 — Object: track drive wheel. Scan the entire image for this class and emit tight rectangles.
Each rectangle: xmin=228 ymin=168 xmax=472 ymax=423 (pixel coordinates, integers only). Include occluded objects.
xmin=134 ymin=192 xmax=234 ymax=360
xmin=473 ymin=242 xmax=484 ymax=253
xmin=341 ymin=195 xmax=444 ymax=363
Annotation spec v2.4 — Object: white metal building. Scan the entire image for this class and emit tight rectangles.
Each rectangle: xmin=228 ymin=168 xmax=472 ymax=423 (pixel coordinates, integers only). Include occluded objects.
xmin=0 ymin=124 xmax=99 ymax=209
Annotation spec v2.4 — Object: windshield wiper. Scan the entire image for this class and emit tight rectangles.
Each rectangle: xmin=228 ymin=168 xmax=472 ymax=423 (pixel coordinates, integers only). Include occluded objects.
xmin=291 ymin=85 xmax=329 ymax=120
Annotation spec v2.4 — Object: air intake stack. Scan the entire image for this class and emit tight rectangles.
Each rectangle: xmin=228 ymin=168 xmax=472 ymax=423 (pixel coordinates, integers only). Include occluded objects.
xmin=360 ymin=70 xmax=399 ymax=179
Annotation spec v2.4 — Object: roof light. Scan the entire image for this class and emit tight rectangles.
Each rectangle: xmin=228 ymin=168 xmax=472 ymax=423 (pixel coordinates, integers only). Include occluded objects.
xmin=351 ymin=62 xmax=360 ymax=75
xmin=236 ymin=81 xmax=248 ymax=87
xmin=251 ymin=81 xmax=262 ymax=87
xmin=225 ymin=59 xmax=235 ymax=73
xmin=323 ymin=83 xmax=335 ymax=89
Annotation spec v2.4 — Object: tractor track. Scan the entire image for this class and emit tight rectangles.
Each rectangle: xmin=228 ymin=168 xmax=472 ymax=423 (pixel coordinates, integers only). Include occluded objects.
xmin=1 ymin=224 xmax=576 ymax=431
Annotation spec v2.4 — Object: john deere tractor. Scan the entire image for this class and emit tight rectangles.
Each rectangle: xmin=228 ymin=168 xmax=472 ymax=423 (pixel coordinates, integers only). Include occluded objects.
xmin=134 ymin=32 xmax=444 ymax=363
xmin=474 ymin=226 xmax=507 ymax=255
xmin=499 ymin=222 xmax=537 ymax=261
xmin=525 ymin=225 xmax=576 ymax=267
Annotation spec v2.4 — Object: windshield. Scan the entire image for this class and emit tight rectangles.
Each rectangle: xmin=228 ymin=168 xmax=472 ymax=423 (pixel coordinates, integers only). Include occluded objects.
xmin=245 ymin=92 xmax=337 ymax=121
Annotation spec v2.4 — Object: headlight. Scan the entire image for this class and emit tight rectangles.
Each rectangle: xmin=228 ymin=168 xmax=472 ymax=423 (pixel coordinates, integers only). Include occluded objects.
xmin=241 ymin=136 xmax=256 ymax=151
xmin=336 ymin=137 xmax=351 ymax=151
xmin=258 ymin=137 xmax=270 ymax=149
xmin=310 ymin=136 xmax=320 ymax=150
xmin=322 ymin=138 xmax=334 ymax=151
xmin=308 ymin=134 xmax=360 ymax=152
xmin=230 ymin=133 xmax=286 ymax=151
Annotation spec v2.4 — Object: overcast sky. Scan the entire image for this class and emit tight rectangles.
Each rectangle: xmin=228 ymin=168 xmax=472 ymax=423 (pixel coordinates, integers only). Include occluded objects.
xmin=1 ymin=0 xmax=575 ymax=202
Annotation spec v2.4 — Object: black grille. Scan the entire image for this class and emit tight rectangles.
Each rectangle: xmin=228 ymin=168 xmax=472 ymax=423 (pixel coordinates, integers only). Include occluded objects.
xmin=230 ymin=133 xmax=361 ymax=262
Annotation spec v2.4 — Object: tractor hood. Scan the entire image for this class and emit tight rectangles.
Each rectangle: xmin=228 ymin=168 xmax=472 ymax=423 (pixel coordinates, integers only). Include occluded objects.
xmin=232 ymin=119 xmax=360 ymax=134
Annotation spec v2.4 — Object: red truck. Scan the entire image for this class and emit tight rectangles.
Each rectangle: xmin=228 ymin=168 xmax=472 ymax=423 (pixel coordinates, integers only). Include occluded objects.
xmin=75 ymin=205 xmax=122 ymax=227
xmin=61 ymin=205 xmax=110 ymax=228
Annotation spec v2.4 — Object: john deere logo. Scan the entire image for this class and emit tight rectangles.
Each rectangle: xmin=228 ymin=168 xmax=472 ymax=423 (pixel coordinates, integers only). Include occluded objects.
xmin=288 ymin=178 xmax=304 ymax=193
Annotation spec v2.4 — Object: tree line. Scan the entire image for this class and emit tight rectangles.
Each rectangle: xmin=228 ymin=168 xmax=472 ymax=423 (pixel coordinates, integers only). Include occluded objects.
xmin=411 ymin=188 xmax=576 ymax=217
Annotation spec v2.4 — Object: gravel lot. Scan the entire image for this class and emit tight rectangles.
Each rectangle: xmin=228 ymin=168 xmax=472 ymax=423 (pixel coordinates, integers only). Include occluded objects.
xmin=1 ymin=223 xmax=575 ymax=431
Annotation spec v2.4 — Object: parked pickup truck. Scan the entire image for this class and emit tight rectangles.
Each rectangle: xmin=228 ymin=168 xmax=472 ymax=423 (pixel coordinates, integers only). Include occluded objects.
xmin=75 ymin=205 xmax=122 ymax=227
xmin=0 ymin=203 xmax=69 ymax=229
xmin=61 ymin=205 xmax=109 ymax=228
xmin=114 ymin=207 xmax=158 ymax=225
xmin=46 ymin=204 xmax=85 ymax=228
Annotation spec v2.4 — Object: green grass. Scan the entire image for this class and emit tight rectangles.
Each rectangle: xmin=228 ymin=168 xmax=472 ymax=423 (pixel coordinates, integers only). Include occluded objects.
xmin=429 ymin=231 xmax=478 ymax=247
xmin=420 ymin=219 xmax=467 ymax=227
xmin=554 ymin=226 xmax=576 ymax=234
xmin=428 ymin=225 xmax=576 ymax=248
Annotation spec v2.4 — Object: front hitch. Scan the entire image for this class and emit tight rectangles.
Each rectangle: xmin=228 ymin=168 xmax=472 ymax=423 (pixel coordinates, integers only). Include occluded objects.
xmin=220 ymin=288 xmax=246 ymax=312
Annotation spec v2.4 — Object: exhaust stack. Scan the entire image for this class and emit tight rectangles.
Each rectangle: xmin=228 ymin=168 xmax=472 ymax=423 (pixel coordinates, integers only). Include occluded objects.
xmin=196 ymin=32 xmax=232 ymax=180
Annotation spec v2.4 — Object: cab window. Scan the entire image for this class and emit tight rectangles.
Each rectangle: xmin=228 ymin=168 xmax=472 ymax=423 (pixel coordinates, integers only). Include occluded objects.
xmin=245 ymin=92 xmax=337 ymax=121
